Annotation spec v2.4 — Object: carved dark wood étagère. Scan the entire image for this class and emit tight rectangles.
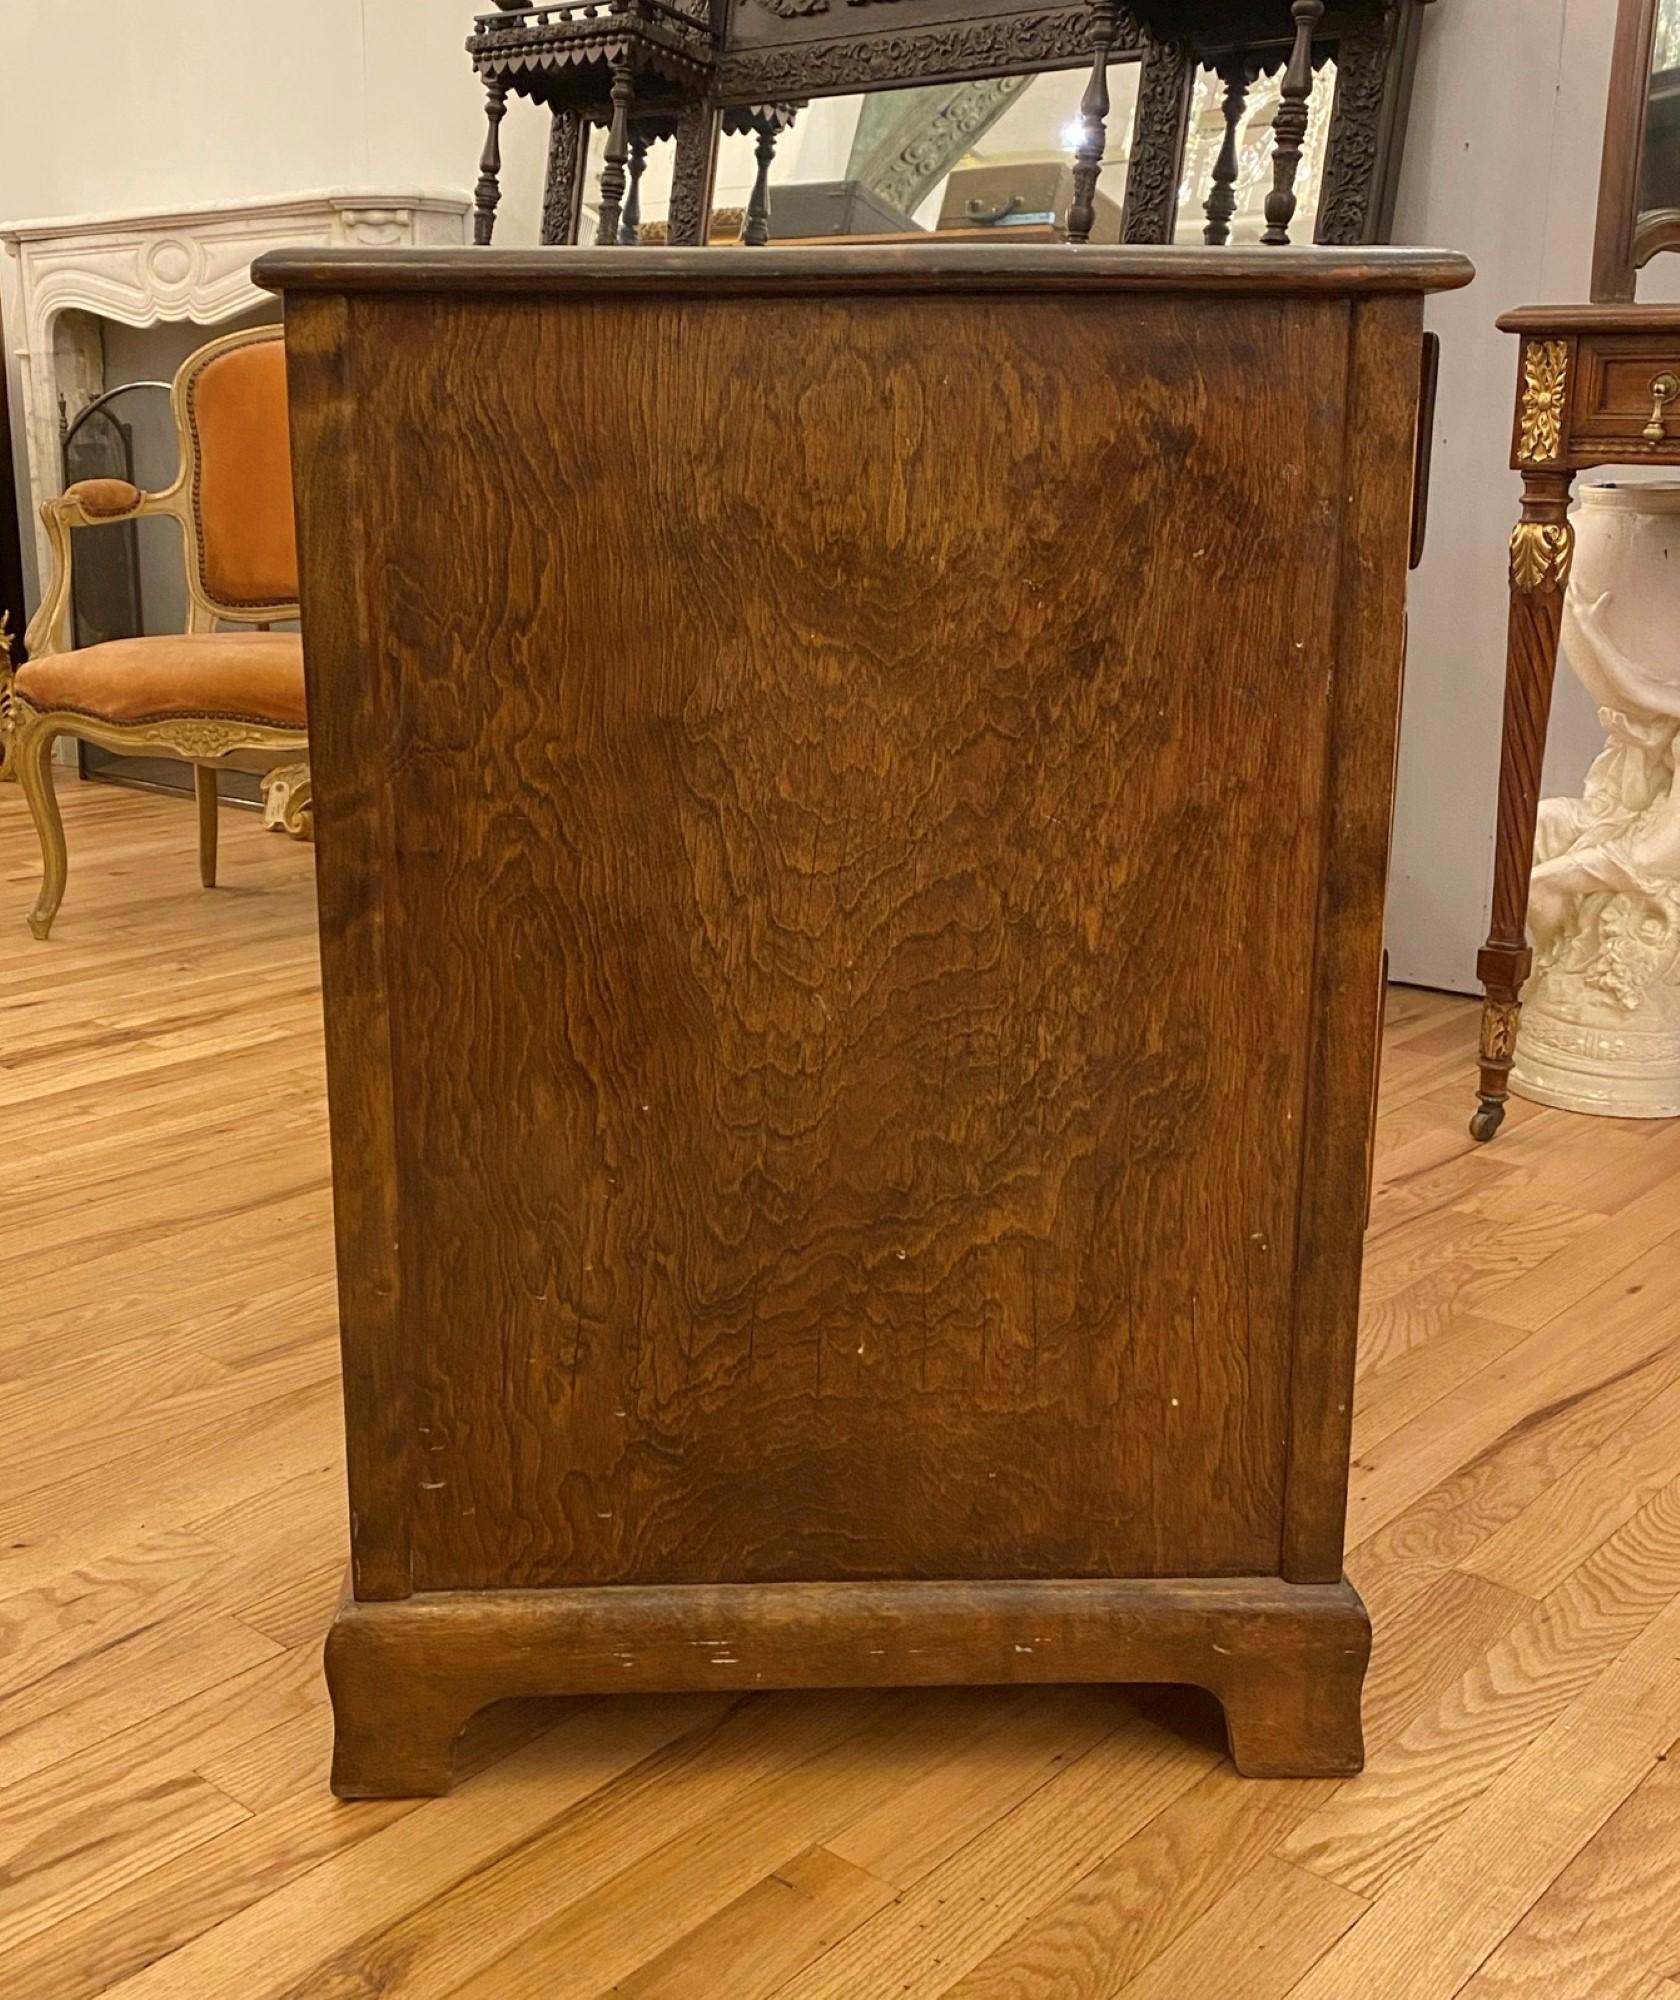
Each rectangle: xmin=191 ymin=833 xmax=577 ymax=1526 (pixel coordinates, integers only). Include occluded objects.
xmin=464 ymin=0 xmax=1439 ymax=251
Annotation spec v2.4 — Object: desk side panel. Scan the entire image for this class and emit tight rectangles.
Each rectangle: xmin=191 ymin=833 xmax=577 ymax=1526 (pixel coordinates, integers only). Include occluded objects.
xmin=308 ymin=287 xmax=1360 ymax=1591
xmin=283 ymin=293 xmax=414 ymax=1599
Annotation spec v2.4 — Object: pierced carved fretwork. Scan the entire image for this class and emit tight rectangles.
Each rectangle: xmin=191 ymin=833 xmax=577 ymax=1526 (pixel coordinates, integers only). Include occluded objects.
xmin=1315 ymin=8 xmax=1390 ymax=244
xmin=1120 ymin=34 xmax=1192 ymax=244
xmin=714 ymin=7 xmax=1100 ymax=100
xmin=541 ymin=109 xmax=589 ymax=246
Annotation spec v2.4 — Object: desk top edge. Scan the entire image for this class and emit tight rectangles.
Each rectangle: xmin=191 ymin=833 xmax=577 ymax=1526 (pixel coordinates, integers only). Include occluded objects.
xmin=256 ymin=243 xmax=1474 ymax=300
xmin=1498 ymin=302 xmax=1680 ymax=333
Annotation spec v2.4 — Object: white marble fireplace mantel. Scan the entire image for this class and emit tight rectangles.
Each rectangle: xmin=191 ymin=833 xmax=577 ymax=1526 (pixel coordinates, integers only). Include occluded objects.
xmin=1 ymin=188 xmax=470 ymax=593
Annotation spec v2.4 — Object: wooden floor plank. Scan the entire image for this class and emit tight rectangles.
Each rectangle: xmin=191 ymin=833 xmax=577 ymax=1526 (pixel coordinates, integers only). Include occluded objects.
xmin=5 ymin=782 xmax=1680 ymax=2000
xmin=722 ymin=1718 xmax=1213 ymax=2000
xmin=437 ymin=1698 xmax=1176 ymax=2000
xmin=98 ymin=1698 xmax=728 ymax=2000
xmin=822 ymin=1684 xmax=1123 ymax=1889
xmin=1286 ymin=1471 xmax=1680 ymax=1897
xmin=177 ymin=1691 xmax=942 ymax=2000
xmin=940 ymin=1757 xmax=1339 ymax=2000
xmin=611 ymin=1845 xmax=895 ymax=2000
xmin=1284 ymin=1593 xmax=1680 ymax=1999
xmin=1452 ymin=1748 xmax=1680 ymax=2000
xmin=1109 ymin=1854 xmax=1366 ymax=2000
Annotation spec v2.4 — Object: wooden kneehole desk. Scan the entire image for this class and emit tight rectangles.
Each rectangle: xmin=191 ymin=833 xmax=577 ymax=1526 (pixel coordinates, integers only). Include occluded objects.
xmin=257 ymin=242 xmax=1470 ymax=1797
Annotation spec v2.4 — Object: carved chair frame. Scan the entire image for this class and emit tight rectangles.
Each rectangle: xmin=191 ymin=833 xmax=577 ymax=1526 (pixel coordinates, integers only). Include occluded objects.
xmin=22 ymin=323 xmax=300 ymax=665
xmin=6 ymin=324 xmax=310 ymax=940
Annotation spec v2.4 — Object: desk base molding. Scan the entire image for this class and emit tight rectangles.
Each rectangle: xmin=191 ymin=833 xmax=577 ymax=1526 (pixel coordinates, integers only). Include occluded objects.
xmin=324 ymin=1574 xmax=1372 ymax=1797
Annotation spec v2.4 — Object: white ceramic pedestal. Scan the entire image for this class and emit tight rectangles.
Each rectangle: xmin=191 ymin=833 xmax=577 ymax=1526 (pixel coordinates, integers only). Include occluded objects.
xmin=1512 ymin=483 xmax=1680 ymax=1120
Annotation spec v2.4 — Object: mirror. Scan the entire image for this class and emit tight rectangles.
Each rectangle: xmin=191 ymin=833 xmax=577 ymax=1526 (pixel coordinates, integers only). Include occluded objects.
xmin=1643 ymin=0 xmax=1680 ymax=211
xmin=1594 ymin=0 xmax=1680 ymax=298
xmin=575 ymin=62 xmax=1338 ymax=249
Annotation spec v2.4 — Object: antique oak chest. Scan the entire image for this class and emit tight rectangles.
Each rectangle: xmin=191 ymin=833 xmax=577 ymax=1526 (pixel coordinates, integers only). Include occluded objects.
xmin=257 ymin=243 xmax=1471 ymax=1796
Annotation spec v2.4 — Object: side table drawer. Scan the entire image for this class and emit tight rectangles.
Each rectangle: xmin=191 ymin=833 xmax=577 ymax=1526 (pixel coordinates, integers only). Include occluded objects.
xmin=1571 ymin=335 xmax=1680 ymax=451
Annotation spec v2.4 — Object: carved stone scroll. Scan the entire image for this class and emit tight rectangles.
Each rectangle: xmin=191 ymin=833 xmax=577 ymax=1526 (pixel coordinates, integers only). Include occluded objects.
xmin=847 ymin=77 xmax=1030 ymax=217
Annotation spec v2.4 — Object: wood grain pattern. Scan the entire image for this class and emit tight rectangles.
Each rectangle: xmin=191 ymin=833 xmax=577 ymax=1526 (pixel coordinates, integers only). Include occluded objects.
xmin=939 ymin=1759 xmax=1342 ymax=1999
xmin=1110 ymin=1854 xmax=1366 ymax=2000
xmin=1284 ymin=1589 xmax=1680 ymax=2000
xmin=10 ymin=796 xmax=1680 ymax=1996
xmin=614 ymin=1843 xmax=895 ymax=1999
xmin=652 ymin=1717 xmax=1214 ymax=2000
xmin=312 ymin=284 xmax=1359 ymax=1596
xmin=1454 ymin=1750 xmax=1680 ymax=1999
xmin=1287 ymin=1470 xmax=1680 ymax=1897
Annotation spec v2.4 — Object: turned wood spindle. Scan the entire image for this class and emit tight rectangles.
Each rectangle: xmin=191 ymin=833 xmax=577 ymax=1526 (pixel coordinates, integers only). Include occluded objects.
xmin=620 ymin=133 xmax=650 ymax=245
xmin=595 ymin=65 xmax=636 ymax=247
xmin=1067 ymin=0 xmax=1121 ymax=244
xmin=740 ymin=118 xmax=780 ymax=248
xmin=1203 ymin=57 xmax=1256 ymax=247
xmin=1261 ymin=0 xmax=1325 ymax=247
xmin=472 ymin=78 xmax=509 ymax=247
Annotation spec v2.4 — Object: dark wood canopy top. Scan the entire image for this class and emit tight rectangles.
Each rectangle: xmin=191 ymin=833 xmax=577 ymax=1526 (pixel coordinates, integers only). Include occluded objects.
xmin=256 ymin=243 xmax=1474 ymax=299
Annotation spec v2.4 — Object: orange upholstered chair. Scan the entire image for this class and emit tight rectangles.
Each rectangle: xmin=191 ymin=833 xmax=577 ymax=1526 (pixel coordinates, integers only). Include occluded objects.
xmin=6 ymin=325 xmax=307 ymax=939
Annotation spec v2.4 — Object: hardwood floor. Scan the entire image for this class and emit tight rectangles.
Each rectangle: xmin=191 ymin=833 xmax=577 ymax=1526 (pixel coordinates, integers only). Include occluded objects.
xmin=5 ymin=776 xmax=1680 ymax=1999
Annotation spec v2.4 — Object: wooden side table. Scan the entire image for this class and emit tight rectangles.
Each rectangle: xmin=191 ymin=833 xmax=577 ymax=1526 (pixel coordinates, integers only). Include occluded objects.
xmin=1472 ymin=304 xmax=1680 ymax=1140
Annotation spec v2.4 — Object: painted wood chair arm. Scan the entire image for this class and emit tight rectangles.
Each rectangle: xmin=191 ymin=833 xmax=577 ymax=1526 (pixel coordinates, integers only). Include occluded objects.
xmin=23 ymin=481 xmax=184 ymax=660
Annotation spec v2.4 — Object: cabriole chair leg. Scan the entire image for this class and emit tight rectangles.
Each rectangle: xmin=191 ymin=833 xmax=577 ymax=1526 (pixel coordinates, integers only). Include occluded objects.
xmin=14 ymin=716 xmax=66 ymax=941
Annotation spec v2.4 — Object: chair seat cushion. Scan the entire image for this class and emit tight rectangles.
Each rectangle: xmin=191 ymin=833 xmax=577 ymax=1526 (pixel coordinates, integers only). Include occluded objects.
xmin=15 ymin=632 xmax=306 ymax=729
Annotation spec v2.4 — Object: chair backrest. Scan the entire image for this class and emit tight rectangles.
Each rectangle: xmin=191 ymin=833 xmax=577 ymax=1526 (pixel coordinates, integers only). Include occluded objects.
xmin=173 ymin=326 xmax=298 ymax=621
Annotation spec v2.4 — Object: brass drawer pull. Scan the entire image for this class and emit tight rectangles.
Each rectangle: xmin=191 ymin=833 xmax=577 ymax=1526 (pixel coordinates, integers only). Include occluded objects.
xmin=1644 ymin=371 xmax=1679 ymax=440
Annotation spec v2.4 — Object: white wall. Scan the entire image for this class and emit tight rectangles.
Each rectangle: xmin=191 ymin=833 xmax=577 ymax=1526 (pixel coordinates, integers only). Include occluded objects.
xmin=0 ymin=0 xmax=1655 ymax=993
xmin=1387 ymin=0 xmax=1675 ymax=990
xmin=0 ymin=2 xmax=495 ymax=224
